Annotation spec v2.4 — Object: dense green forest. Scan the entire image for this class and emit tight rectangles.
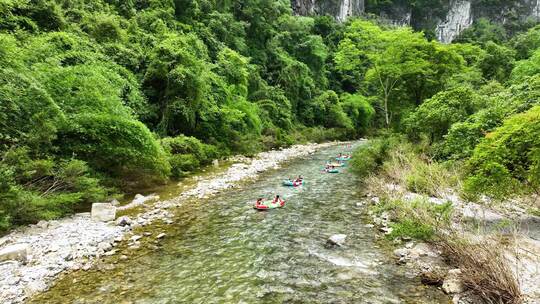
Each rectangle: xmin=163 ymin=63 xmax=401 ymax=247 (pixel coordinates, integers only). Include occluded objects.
xmin=1 ymin=0 xmax=540 ymax=232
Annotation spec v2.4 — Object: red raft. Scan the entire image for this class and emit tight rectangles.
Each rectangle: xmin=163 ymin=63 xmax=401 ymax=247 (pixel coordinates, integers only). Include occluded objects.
xmin=254 ymin=198 xmax=285 ymax=210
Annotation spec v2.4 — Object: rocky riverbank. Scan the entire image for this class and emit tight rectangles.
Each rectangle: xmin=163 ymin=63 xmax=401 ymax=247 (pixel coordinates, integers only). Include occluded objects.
xmin=0 ymin=141 xmax=342 ymax=304
xmin=361 ymin=183 xmax=540 ymax=304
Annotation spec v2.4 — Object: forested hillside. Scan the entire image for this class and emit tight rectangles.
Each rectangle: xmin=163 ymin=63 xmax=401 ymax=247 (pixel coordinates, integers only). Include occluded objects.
xmin=1 ymin=0 xmax=540 ymax=232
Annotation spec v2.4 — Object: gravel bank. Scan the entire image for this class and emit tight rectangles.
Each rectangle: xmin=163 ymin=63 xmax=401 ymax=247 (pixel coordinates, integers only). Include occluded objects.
xmin=0 ymin=141 xmax=340 ymax=304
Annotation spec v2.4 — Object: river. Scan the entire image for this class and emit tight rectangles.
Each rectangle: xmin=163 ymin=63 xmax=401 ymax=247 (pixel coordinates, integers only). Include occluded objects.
xmin=30 ymin=143 xmax=450 ymax=304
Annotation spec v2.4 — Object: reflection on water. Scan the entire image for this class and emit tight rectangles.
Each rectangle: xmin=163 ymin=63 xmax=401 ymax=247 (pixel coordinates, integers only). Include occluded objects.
xmin=31 ymin=144 xmax=450 ymax=304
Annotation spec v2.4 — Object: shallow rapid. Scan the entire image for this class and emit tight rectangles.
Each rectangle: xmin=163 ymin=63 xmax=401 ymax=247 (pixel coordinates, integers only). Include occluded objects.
xmin=31 ymin=143 xmax=450 ymax=304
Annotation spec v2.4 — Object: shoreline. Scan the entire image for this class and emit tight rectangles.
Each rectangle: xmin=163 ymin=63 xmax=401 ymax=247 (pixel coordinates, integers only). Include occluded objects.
xmin=0 ymin=141 xmax=346 ymax=304
xmin=361 ymin=181 xmax=540 ymax=304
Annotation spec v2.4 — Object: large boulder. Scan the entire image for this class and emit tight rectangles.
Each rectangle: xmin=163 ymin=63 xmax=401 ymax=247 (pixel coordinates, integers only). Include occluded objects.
xmin=0 ymin=243 xmax=30 ymax=263
xmin=91 ymin=203 xmax=116 ymax=222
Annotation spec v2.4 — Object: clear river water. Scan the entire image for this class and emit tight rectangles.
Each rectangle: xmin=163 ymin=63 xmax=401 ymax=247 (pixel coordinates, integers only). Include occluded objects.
xmin=30 ymin=143 xmax=450 ymax=304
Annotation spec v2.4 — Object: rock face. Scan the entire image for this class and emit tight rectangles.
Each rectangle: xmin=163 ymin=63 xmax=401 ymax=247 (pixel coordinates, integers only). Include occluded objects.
xmin=436 ymin=0 xmax=472 ymax=43
xmin=292 ymin=0 xmax=540 ymax=43
xmin=0 ymin=244 xmax=30 ymax=263
xmin=291 ymin=0 xmax=364 ymax=21
xmin=91 ymin=203 xmax=116 ymax=222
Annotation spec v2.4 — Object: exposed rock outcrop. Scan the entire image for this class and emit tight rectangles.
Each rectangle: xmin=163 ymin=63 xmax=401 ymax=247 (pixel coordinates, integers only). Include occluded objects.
xmin=292 ymin=0 xmax=540 ymax=43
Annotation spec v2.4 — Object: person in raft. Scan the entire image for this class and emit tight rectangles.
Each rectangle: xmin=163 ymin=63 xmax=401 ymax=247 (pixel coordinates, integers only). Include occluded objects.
xmin=256 ymin=198 xmax=264 ymax=206
xmin=296 ymin=175 xmax=303 ymax=182
xmin=273 ymin=195 xmax=281 ymax=204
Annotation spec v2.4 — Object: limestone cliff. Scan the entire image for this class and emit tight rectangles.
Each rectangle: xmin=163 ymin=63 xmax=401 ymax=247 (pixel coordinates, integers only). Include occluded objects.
xmin=291 ymin=0 xmax=540 ymax=43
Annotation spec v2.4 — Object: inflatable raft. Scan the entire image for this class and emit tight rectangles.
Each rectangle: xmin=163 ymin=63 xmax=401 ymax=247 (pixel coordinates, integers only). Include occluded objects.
xmin=283 ymin=180 xmax=303 ymax=187
xmin=325 ymin=168 xmax=339 ymax=173
xmin=254 ymin=198 xmax=285 ymax=210
xmin=335 ymin=156 xmax=351 ymax=161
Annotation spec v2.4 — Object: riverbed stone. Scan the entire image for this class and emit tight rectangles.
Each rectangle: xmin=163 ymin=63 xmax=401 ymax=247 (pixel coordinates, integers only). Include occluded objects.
xmin=326 ymin=234 xmax=347 ymax=247
xmin=442 ymin=269 xmax=465 ymax=294
xmin=130 ymin=235 xmax=142 ymax=242
xmin=393 ymin=248 xmax=409 ymax=258
xmin=115 ymin=216 xmax=132 ymax=227
xmin=91 ymin=203 xmax=116 ymax=222
xmin=97 ymin=242 xmax=112 ymax=252
xmin=36 ymin=220 xmax=48 ymax=229
xmin=0 ymin=243 xmax=30 ymax=263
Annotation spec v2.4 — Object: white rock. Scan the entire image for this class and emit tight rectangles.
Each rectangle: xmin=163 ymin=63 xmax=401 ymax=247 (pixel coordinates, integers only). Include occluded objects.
xmin=393 ymin=248 xmax=409 ymax=258
xmin=156 ymin=233 xmax=166 ymax=239
xmin=62 ymin=251 xmax=73 ymax=261
xmin=91 ymin=203 xmax=116 ymax=222
xmin=130 ymin=235 xmax=142 ymax=242
xmin=380 ymin=227 xmax=393 ymax=235
xmin=97 ymin=242 xmax=112 ymax=252
xmin=371 ymin=197 xmax=380 ymax=204
xmin=110 ymin=199 xmax=120 ymax=206
xmin=327 ymin=234 xmax=347 ymax=247
xmin=36 ymin=220 xmax=48 ymax=229
xmin=0 ymin=243 xmax=30 ymax=263
xmin=115 ymin=216 xmax=132 ymax=227
xmin=25 ymin=280 xmax=48 ymax=294
xmin=409 ymin=243 xmax=436 ymax=259
xmin=442 ymin=269 xmax=465 ymax=294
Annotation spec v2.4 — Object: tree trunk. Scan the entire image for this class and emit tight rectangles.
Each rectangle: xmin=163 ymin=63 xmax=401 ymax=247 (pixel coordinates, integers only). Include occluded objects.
xmin=384 ymin=94 xmax=390 ymax=127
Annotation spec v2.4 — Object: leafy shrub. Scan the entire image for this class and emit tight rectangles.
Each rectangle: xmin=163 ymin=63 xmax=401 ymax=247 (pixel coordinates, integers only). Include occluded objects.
xmin=340 ymin=93 xmax=375 ymax=135
xmin=161 ymin=135 xmax=224 ymax=178
xmin=168 ymin=154 xmax=200 ymax=178
xmin=1 ymin=149 xmax=109 ymax=232
xmin=57 ymin=114 xmax=170 ymax=184
xmin=510 ymin=48 xmax=540 ymax=83
xmin=465 ymin=105 xmax=540 ymax=199
xmin=0 ymin=69 xmax=63 ymax=152
xmin=350 ymin=137 xmax=397 ymax=177
xmin=405 ymin=87 xmax=481 ymax=143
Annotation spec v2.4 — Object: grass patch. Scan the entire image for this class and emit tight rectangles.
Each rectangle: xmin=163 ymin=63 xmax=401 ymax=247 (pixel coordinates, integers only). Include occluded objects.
xmin=388 ymin=219 xmax=435 ymax=241
xmin=370 ymin=197 xmax=454 ymax=241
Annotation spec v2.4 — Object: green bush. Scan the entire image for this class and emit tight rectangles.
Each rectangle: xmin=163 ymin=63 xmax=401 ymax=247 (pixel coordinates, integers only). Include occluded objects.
xmin=350 ymin=137 xmax=396 ymax=177
xmin=0 ymin=69 xmax=63 ymax=152
xmin=465 ymin=105 xmax=540 ymax=199
xmin=57 ymin=114 xmax=170 ymax=184
xmin=0 ymin=149 xmax=109 ymax=232
xmin=168 ymin=154 xmax=200 ymax=178
xmin=405 ymin=87 xmax=481 ymax=143
xmin=161 ymin=135 xmax=224 ymax=178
